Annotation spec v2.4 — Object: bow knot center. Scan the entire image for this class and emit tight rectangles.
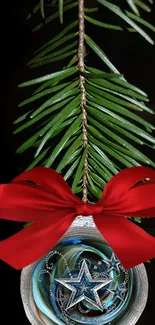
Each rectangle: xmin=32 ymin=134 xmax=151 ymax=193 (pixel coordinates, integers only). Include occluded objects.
xmin=76 ymin=203 xmax=103 ymax=216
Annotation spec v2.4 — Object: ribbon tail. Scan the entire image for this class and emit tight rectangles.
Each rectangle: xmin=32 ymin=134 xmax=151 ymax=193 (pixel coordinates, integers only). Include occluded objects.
xmin=94 ymin=214 xmax=155 ymax=269
xmin=0 ymin=211 xmax=75 ymax=269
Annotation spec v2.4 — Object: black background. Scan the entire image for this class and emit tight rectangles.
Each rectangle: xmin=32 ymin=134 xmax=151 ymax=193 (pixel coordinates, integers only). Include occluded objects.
xmin=0 ymin=0 xmax=155 ymax=324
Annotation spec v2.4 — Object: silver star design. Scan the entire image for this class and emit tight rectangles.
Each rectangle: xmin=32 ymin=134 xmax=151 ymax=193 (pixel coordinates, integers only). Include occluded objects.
xmin=107 ymin=282 xmax=127 ymax=301
xmin=55 ymin=260 xmax=112 ymax=311
xmin=103 ymin=253 xmax=121 ymax=273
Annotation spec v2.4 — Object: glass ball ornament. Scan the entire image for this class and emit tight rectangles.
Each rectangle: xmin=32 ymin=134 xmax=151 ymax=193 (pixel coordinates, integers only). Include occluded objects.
xmin=21 ymin=216 xmax=148 ymax=325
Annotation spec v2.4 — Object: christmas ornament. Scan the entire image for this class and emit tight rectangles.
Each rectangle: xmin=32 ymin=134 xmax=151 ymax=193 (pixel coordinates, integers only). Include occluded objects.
xmin=0 ymin=166 xmax=155 ymax=325
xmin=21 ymin=217 xmax=148 ymax=325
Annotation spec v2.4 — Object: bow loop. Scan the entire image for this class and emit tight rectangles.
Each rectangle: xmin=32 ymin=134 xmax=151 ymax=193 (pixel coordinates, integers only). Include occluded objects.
xmin=76 ymin=203 xmax=103 ymax=216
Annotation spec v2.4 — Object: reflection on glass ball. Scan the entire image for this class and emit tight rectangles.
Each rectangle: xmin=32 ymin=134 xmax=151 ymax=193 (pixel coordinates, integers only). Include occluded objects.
xmin=32 ymin=235 xmax=133 ymax=325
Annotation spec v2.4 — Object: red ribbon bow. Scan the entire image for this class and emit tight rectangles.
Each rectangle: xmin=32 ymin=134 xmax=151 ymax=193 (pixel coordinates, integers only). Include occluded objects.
xmin=0 ymin=166 xmax=155 ymax=270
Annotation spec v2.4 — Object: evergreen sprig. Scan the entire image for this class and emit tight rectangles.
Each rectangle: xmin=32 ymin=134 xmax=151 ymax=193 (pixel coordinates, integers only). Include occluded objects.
xmin=15 ymin=0 xmax=155 ymax=203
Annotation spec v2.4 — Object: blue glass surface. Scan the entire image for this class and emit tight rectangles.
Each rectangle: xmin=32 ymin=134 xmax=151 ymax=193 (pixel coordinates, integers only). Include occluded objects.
xmin=32 ymin=235 xmax=134 ymax=325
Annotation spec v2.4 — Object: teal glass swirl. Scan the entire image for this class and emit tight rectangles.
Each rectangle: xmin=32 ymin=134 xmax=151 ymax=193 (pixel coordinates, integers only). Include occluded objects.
xmin=32 ymin=235 xmax=134 ymax=325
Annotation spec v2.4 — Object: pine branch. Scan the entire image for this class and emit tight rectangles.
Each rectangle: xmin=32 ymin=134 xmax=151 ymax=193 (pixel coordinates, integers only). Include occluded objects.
xmin=78 ymin=0 xmax=88 ymax=202
xmin=15 ymin=0 xmax=155 ymax=204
